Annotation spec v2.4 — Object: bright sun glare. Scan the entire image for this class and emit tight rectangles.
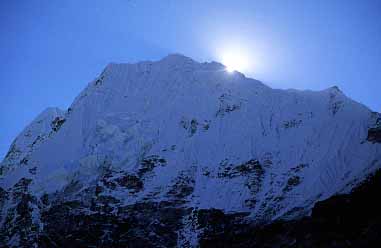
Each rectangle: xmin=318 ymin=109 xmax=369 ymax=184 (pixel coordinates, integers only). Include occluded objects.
xmin=221 ymin=50 xmax=250 ymax=73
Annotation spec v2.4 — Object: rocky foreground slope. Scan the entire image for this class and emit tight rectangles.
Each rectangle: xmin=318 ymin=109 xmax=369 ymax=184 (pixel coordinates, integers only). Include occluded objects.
xmin=1 ymin=54 xmax=380 ymax=247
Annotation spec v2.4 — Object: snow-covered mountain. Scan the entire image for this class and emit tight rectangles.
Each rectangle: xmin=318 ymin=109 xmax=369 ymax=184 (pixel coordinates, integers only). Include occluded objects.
xmin=1 ymin=54 xmax=380 ymax=247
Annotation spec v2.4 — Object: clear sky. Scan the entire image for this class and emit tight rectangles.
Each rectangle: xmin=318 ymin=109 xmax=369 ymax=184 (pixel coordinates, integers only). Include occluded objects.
xmin=1 ymin=0 xmax=380 ymax=159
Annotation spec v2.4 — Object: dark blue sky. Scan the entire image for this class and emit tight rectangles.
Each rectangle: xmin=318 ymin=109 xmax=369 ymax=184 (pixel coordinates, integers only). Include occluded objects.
xmin=1 ymin=0 xmax=380 ymax=158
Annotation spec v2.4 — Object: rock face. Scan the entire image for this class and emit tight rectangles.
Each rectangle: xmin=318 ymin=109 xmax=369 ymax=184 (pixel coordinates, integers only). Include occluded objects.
xmin=1 ymin=54 xmax=381 ymax=247
xmin=197 ymin=169 xmax=381 ymax=248
xmin=368 ymin=127 xmax=381 ymax=143
xmin=367 ymin=114 xmax=381 ymax=143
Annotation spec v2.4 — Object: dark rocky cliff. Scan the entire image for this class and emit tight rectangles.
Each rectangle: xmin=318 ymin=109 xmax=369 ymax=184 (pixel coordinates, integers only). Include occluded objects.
xmin=199 ymin=169 xmax=381 ymax=248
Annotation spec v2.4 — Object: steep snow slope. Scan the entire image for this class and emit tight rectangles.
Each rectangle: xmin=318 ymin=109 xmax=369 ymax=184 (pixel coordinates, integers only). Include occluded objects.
xmin=1 ymin=107 xmax=65 ymax=174
xmin=1 ymin=54 xmax=380 ymax=247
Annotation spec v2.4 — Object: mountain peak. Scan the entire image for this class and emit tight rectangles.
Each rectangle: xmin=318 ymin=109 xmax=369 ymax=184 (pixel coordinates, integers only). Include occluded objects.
xmin=158 ymin=53 xmax=199 ymax=68
xmin=1 ymin=55 xmax=380 ymax=247
xmin=161 ymin=53 xmax=194 ymax=61
xmin=326 ymin=85 xmax=343 ymax=94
